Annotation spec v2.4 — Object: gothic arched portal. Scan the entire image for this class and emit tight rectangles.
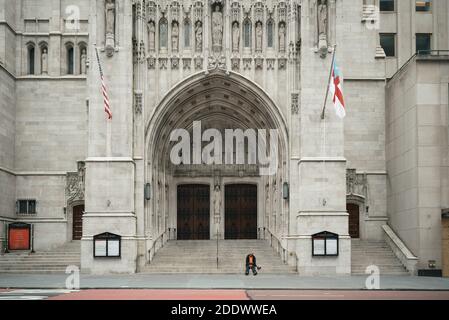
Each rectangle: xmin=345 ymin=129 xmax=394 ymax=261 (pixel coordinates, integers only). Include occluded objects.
xmin=144 ymin=70 xmax=289 ymax=243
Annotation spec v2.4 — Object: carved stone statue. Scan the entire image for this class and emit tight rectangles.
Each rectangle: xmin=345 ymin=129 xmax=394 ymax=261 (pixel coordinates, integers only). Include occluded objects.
xmin=172 ymin=22 xmax=179 ymax=52
xmin=212 ymin=5 xmax=223 ymax=52
xmin=279 ymin=22 xmax=286 ymax=53
xmin=41 ymin=48 xmax=48 ymax=74
xmin=105 ymin=0 xmax=116 ymax=57
xmin=195 ymin=21 xmax=203 ymax=52
xmin=80 ymin=49 xmax=87 ymax=74
xmin=105 ymin=0 xmax=115 ymax=36
xmin=255 ymin=21 xmax=263 ymax=52
xmin=232 ymin=22 xmax=239 ymax=52
xmin=213 ymin=184 xmax=221 ymax=215
xmin=318 ymin=0 xmax=328 ymax=56
xmin=148 ymin=21 xmax=156 ymax=52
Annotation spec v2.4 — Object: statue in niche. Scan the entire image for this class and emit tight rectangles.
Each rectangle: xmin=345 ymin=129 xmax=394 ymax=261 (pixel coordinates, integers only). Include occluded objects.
xmin=80 ymin=49 xmax=87 ymax=74
xmin=232 ymin=21 xmax=239 ymax=52
xmin=212 ymin=5 xmax=223 ymax=52
xmin=279 ymin=22 xmax=286 ymax=53
xmin=195 ymin=21 xmax=203 ymax=52
xmin=105 ymin=0 xmax=116 ymax=57
xmin=255 ymin=21 xmax=263 ymax=53
xmin=148 ymin=21 xmax=156 ymax=52
xmin=41 ymin=48 xmax=48 ymax=74
xmin=172 ymin=22 xmax=179 ymax=52
xmin=213 ymin=184 xmax=221 ymax=216
xmin=318 ymin=0 xmax=328 ymax=57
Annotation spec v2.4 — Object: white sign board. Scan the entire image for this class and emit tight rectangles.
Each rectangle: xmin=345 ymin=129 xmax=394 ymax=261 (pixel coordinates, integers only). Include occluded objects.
xmin=108 ymin=239 xmax=120 ymax=257
xmin=95 ymin=240 xmax=107 ymax=257
xmin=313 ymin=239 xmax=325 ymax=255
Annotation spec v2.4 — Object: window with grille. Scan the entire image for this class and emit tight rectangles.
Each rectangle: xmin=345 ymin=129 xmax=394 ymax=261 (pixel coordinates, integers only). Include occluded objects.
xmin=16 ymin=200 xmax=37 ymax=215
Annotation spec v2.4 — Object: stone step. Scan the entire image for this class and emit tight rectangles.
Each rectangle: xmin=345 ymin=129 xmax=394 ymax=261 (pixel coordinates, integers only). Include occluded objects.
xmin=143 ymin=240 xmax=294 ymax=274
xmin=351 ymin=239 xmax=409 ymax=275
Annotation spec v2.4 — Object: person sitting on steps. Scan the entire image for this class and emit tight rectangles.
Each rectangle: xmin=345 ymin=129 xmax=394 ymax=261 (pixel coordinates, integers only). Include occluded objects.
xmin=245 ymin=253 xmax=261 ymax=276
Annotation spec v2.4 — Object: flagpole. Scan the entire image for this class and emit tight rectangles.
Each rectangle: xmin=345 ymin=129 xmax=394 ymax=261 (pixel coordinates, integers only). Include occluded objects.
xmin=320 ymin=45 xmax=337 ymax=120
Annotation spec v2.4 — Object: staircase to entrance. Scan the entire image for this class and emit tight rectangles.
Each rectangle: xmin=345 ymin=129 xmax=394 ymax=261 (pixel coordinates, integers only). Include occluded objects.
xmin=0 ymin=241 xmax=81 ymax=274
xmin=351 ymin=239 xmax=409 ymax=275
xmin=142 ymin=240 xmax=296 ymax=274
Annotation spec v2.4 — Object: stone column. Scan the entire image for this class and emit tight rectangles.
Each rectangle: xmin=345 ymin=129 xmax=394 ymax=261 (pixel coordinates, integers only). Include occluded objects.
xmin=82 ymin=0 xmax=137 ymax=274
xmin=295 ymin=0 xmax=350 ymax=275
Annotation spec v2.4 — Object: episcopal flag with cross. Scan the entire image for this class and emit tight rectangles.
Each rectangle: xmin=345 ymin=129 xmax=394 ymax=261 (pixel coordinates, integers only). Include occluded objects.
xmin=329 ymin=58 xmax=346 ymax=119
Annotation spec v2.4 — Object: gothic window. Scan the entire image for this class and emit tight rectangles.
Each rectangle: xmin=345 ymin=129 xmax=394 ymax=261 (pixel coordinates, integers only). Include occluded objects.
xmin=267 ymin=19 xmax=274 ymax=48
xmin=243 ymin=19 xmax=251 ymax=48
xmin=66 ymin=44 xmax=74 ymax=75
xmin=159 ymin=18 xmax=168 ymax=49
xmin=27 ymin=44 xmax=35 ymax=75
xmin=184 ymin=19 xmax=191 ymax=48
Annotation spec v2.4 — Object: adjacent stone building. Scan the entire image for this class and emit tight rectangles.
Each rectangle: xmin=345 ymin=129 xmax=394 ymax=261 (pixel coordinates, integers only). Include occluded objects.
xmin=0 ymin=0 xmax=448 ymax=276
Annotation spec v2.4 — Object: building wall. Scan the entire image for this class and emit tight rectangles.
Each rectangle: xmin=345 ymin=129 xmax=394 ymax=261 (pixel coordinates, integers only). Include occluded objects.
xmin=386 ymin=58 xmax=449 ymax=269
xmin=380 ymin=0 xmax=449 ymax=78
xmin=0 ymin=66 xmax=16 ymax=251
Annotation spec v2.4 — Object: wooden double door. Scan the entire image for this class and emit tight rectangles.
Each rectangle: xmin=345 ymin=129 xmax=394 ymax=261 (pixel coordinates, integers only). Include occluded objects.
xmin=225 ymin=184 xmax=258 ymax=240
xmin=177 ymin=185 xmax=210 ymax=240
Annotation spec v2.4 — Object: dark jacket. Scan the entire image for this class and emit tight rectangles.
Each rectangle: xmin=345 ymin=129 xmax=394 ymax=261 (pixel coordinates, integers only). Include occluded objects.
xmin=246 ymin=254 xmax=257 ymax=267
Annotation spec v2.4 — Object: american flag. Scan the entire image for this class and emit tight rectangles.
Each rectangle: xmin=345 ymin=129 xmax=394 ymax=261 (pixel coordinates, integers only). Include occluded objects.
xmin=95 ymin=47 xmax=112 ymax=120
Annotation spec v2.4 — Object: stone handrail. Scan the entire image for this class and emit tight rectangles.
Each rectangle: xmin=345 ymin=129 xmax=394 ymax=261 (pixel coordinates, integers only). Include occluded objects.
xmin=382 ymin=225 xmax=418 ymax=275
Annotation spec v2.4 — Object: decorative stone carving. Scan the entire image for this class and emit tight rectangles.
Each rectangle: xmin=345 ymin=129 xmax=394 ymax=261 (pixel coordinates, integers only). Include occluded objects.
xmin=208 ymin=55 xmax=226 ymax=69
xmin=231 ymin=2 xmax=240 ymax=22
xmin=266 ymin=58 xmax=275 ymax=70
xmin=147 ymin=20 xmax=156 ymax=52
xmin=194 ymin=57 xmax=203 ymax=70
xmin=231 ymin=57 xmax=240 ymax=71
xmin=66 ymin=161 xmax=85 ymax=204
xmin=147 ymin=56 xmax=156 ymax=69
xmin=195 ymin=21 xmax=203 ymax=52
xmin=172 ymin=21 xmax=179 ymax=52
xmin=170 ymin=1 xmax=180 ymax=21
xmin=291 ymin=93 xmax=299 ymax=115
xmin=278 ymin=57 xmax=287 ymax=70
xmin=278 ymin=1 xmax=287 ymax=22
xmin=80 ymin=49 xmax=87 ymax=74
xmin=279 ymin=22 xmax=286 ymax=53
xmin=255 ymin=2 xmax=264 ymax=22
xmin=147 ymin=1 xmax=157 ymax=22
xmin=182 ymin=58 xmax=191 ymax=70
xmin=135 ymin=91 xmax=142 ymax=114
xmin=255 ymin=57 xmax=263 ymax=70
xmin=232 ymin=21 xmax=240 ymax=53
xmin=211 ymin=5 xmax=223 ymax=53
xmin=318 ymin=0 xmax=328 ymax=58
xmin=255 ymin=21 xmax=263 ymax=53
xmin=105 ymin=0 xmax=116 ymax=57
xmin=159 ymin=57 xmax=168 ymax=69
xmin=171 ymin=57 xmax=179 ymax=69
xmin=139 ymin=40 xmax=146 ymax=63
xmin=193 ymin=1 xmax=203 ymax=22
xmin=346 ymin=169 xmax=368 ymax=197
xmin=41 ymin=48 xmax=48 ymax=74
xmin=243 ymin=58 xmax=252 ymax=70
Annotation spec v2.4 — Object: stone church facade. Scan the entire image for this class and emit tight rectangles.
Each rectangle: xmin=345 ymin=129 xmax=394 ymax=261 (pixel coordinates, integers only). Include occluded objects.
xmin=0 ymin=0 xmax=448 ymax=275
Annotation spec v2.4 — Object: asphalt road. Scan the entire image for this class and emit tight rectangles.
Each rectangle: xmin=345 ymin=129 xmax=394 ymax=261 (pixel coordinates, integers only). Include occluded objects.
xmin=1 ymin=289 xmax=449 ymax=300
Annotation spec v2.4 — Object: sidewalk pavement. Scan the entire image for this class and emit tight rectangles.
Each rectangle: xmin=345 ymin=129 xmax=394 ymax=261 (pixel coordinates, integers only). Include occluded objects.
xmin=1 ymin=273 xmax=449 ymax=290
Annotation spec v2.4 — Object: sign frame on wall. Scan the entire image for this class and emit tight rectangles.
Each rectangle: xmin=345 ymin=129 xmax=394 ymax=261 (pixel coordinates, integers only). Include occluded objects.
xmin=93 ymin=232 xmax=121 ymax=258
xmin=312 ymin=231 xmax=339 ymax=257
xmin=8 ymin=223 xmax=31 ymax=251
